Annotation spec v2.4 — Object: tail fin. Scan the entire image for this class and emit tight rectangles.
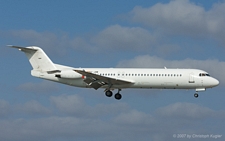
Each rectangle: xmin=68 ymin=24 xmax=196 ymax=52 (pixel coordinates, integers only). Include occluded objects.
xmin=9 ymin=45 xmax=57 ymax=71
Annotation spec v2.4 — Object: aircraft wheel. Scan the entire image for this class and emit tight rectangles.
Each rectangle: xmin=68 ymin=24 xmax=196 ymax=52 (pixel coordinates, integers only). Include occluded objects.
xmin=194 ymin=93 xmax=198 ymax=98
xmin=105 ymin=90 xmax=113 ymax=97
xmin=115 ymin=93 xmax=122 ymax=100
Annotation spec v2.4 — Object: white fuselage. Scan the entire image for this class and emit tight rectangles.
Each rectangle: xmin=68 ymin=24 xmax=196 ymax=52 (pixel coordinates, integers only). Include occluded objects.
xmin=32 ymin=65 xmax=219 ymax=91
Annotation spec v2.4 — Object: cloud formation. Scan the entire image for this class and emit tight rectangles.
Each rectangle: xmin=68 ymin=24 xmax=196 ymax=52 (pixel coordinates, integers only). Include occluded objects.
xmin=4 ymin=25 xmax=158 ymax=54
xmin=16 ymin=100 xmax=51 ymax=116
xmin=130 ymin=0 xmax=225 ymax=44
xmin=0 ymin=100 xmax=10 ymax=118
xmin=50 ymin=94 xmax=129 ymax=118
xmin=91 ymin=24 xmax=156 ymax=51
xmin=0 ymin=94 xmax=224 ymax=141
xmin=8 ymin=30 xmax=70 ymax=55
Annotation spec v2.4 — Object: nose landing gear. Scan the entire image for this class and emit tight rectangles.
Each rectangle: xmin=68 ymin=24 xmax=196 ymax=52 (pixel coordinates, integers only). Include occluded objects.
xmin=194 ymin=93 xmax=198 ymax=98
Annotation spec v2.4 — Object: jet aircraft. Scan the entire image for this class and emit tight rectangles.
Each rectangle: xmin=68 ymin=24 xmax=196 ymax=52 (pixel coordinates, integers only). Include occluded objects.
xmin=10 ymin=46 xmax=219 ymax=100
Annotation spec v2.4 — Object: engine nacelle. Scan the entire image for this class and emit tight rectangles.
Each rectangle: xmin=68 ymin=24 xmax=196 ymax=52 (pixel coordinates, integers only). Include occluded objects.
xmin=55 ymin=70 xmax=82 ymax=79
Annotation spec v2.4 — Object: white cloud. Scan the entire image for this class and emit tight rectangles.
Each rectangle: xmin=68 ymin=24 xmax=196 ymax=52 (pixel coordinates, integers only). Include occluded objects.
xmin=130 ymin=0 xmax=225 ymax=44
xmin=50 ymin=94 xmax=129 ymax=118
xmin=91 ymin=24 xmax=156 ymax=51
xmin=4 ymin=25 xmax=172 ymax=55
xmin=9 ymin=30 xmax=70 ymax=55
xmin=0 ymin=100 xmax=10 ymax=117
xmin=156 ymin=102 xmax=214 ymax=119
xmin=15 ymin=100 xmax=51 ymax=116
xmin=50 ymin=94 xmax=89 ymax=117
xmin=0 ymin=117 xmax=109 ymax=141
xmin=0 ymin=93 xmax=224 ymax=141
xmin=113 ymin=110 xmax=154 ymax=125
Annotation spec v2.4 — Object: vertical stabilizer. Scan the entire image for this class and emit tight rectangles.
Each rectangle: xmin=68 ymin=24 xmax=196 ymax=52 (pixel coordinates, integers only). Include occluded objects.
xmin=10 ymin=46 xmax=57 ymax=71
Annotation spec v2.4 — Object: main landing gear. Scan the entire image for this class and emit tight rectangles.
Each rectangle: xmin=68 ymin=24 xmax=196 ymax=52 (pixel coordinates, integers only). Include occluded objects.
xmin=105 ymin=89 xmax=122 ymax=100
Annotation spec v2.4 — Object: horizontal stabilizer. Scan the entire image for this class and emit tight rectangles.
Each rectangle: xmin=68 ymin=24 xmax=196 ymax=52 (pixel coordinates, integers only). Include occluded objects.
xmin=8 ymin=45 xmax=38 ymax=52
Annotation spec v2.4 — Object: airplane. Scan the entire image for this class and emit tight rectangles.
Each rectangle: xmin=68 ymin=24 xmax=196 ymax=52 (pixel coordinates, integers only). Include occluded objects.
xmin=10 ymin=45 xmax=219 ymax=100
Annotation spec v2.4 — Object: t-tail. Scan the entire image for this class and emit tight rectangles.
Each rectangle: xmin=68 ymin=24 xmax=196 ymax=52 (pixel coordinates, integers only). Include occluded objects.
xmin=9 ymin=45 xmax=57 ymax=72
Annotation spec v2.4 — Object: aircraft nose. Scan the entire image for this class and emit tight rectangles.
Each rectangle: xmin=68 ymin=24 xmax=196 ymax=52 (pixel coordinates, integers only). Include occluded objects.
xmin=212 ymin=78 xmax=219 ymax=87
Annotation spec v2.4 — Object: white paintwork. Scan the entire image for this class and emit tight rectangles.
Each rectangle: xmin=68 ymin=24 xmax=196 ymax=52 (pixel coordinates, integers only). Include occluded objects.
xmin=10 ymin=46 xmax=219 ymax=99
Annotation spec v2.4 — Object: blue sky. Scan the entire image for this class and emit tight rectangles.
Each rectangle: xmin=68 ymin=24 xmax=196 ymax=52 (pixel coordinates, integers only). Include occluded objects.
xmin=1 ymin=0 xmax=225 ymax=141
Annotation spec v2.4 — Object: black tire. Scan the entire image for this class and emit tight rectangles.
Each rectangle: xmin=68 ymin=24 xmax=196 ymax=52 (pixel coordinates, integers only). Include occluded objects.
xmin=194 ymin=93 xmax=198 ymax=98
xmin=114 ymin=93 xmax=122 ymax=100
xmin=105 ymin=90 xmax=113 ymax=97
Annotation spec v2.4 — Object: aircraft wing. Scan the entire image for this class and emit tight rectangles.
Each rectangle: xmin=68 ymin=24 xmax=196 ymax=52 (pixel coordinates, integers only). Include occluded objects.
xmin=74 ymin=69 xmax=134 ymax=90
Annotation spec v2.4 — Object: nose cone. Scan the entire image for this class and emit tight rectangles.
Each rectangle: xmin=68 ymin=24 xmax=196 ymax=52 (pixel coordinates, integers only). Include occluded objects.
xmin=212 ymin=78 xmax=219 ymax=87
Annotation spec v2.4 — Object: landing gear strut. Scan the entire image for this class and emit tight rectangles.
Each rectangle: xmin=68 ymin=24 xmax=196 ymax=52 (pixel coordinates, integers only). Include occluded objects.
xmin=194 ymin=93 xmax=198 ymax=98
xmin=114 ymin=89 xmax=122 ymax=100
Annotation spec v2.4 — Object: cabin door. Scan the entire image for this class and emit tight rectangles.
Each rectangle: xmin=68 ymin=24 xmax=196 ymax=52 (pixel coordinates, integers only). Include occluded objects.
xmin=189 ymin=73 xmax=195 ymax=83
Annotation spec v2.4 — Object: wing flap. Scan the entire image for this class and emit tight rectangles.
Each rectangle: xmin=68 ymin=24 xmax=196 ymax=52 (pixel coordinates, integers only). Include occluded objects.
xmin=89 ymin=81 xmax=105 ymax=90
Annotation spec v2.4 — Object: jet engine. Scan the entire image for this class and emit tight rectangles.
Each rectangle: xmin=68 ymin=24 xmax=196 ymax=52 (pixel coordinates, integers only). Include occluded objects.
xmin=55 ymin=70 xmax=82 ymax=79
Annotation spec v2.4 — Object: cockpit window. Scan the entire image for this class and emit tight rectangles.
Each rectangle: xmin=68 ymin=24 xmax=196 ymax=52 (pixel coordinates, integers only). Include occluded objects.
xmin=199 ymin=73 xmax=210 ymax=77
